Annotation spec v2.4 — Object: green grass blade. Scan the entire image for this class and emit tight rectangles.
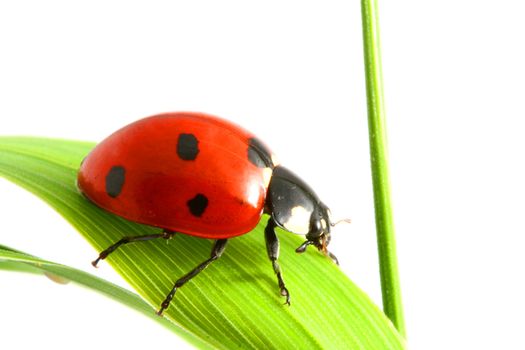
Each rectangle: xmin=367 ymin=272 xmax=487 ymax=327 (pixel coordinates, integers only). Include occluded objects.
xmin=361 ymin=0 xmax=406 ymax=336
xmin=0 ymin=244 xmax=211 ymax=349
xmin=0 ymin=136 xmax=405 ymax=349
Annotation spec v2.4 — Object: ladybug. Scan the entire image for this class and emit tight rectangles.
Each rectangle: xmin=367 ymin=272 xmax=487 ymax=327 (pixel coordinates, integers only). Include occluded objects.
xmin=77 ymin=112 xmax=343 ymax=315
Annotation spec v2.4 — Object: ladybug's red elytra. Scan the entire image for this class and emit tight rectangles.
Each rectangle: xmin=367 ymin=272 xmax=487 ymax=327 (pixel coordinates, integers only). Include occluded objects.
xmin=77 ymin=112 xmax=341 ymax=315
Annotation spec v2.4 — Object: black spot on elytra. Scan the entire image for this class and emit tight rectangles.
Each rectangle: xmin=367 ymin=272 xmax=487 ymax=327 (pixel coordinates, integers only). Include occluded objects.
xmin=187 ymin=193 xmax=208 ymax=217
xmin=177 ymin=133 xmax=199 ymax=160
xmin=105 ymin=166 xmax=126 ymax=198
xmin=248 ymin=137 xmax=274 ymax=168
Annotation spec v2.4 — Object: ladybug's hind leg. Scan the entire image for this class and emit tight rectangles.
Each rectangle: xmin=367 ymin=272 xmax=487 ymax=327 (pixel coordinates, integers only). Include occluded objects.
xmin=264 ymin=217 xmax=291 ymax=305
xmin=157 ymin=239 xmax=228 ymax=316
xmin=92 ymin=229 xmax=176 ymax=267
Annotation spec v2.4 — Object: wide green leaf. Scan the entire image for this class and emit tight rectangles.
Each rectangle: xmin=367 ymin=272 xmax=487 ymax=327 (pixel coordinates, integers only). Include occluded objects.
xmin=0 ymin=137 xmax=405 ymax=349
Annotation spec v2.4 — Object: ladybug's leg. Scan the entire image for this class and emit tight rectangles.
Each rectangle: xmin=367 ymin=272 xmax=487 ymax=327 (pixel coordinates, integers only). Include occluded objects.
xmin=92 ymin=230 xmax=176 ymax=267
xmin=157 ymin=239 xmax=228 ymax=316
xmin=264 ymin=217 xmax=291 ymax=305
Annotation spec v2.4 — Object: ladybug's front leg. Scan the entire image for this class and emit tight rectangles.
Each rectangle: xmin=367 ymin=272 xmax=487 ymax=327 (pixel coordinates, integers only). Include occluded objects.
xmin=264 ymin=217 xmax=291 ymax=305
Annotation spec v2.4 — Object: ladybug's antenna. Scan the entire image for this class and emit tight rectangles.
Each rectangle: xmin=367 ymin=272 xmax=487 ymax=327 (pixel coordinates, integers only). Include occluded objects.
xmin=330 ymin=218 xmax=352 ymax=227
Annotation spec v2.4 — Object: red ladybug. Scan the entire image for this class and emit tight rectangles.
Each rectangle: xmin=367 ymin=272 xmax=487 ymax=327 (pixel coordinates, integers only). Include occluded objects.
xmin=77 ymin=112 xmax=340 ymax=315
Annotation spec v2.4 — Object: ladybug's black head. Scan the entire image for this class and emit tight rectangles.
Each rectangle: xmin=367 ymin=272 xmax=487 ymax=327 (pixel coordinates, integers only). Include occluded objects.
xmin=266 ymin=166 xmax=339 ymax=264
xmin=294 ymin=202 xmax=339 ymax=264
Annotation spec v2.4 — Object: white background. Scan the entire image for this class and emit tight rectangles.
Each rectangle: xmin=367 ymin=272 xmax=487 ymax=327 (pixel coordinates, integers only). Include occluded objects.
xmin=1 ymin=1 xmax=524 ymax=349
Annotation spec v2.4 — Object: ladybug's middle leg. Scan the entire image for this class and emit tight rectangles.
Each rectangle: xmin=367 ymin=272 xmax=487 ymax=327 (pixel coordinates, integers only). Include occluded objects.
xmin=264 ymin=217 xmax=291 ymax=305
xmin=157 ymin=238 xmax=228 ymax=316
xmin=92 ymin=229 xmax=176 ymax=267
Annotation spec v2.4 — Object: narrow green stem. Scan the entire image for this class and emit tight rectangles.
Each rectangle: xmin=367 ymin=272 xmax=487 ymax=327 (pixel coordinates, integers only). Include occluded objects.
xmin=361 ymin=0 xmax=406 ymax=336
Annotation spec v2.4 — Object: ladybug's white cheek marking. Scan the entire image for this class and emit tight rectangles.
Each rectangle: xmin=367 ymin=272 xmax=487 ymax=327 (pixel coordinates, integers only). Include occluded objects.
xmin=262 ymin=167 xmax=273 ymax=188
xmin=271 ymin=153 xmax=280 ymax=167
xmin=283 ymin=206 xmax=311 ymax=235
xmin=321 ymin=219 xmax=327 ymax=231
